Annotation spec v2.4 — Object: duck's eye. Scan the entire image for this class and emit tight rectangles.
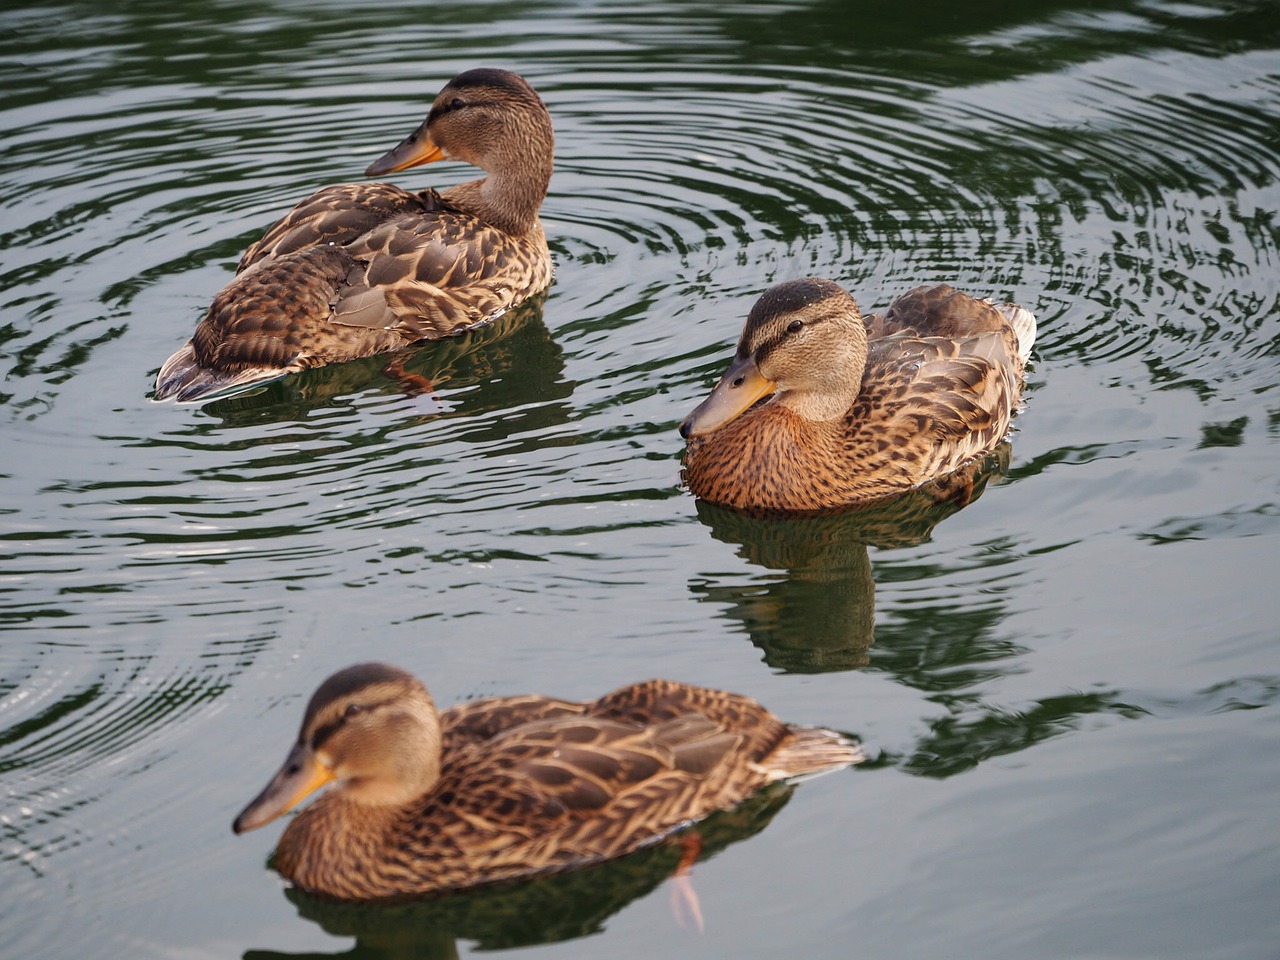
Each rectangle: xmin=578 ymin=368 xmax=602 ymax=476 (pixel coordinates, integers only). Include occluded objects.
xmin=344 ymin=703 xmax=364 ymax=719
xmin=450 ymin=97 xmax=465 ymax=111
xmin=786 ymin=319 xmax=803 ymax=333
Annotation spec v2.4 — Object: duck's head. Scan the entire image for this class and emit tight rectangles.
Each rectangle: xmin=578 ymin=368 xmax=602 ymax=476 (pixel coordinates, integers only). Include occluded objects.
xmin=365 ymin=67 xmax=553 ymax=185
xmin=232 ymin=663 xmax=442 ymax=834
xmin=679 ymin=278 xmax=868 ymax=439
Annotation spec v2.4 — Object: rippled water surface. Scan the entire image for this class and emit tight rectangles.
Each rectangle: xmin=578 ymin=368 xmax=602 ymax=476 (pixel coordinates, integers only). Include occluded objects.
xmin=3 ymin=1 xmax=1279 ymax=957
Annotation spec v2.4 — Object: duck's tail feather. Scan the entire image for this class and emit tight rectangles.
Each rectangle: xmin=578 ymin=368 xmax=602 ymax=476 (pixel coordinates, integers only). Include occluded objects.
xmin=764 ymin=726 xmax=864 ymax=782
xmin=994 ymin=302 xmax=1037 ymax=365
xmin=153 ymin=343 xmax=287 ymax=404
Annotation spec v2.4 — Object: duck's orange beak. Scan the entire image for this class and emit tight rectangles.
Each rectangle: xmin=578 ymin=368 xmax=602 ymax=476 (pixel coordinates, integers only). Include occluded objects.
xmin=679 ymin=354 xmax=776 ymax=439
xmin=365 ymin=119 xmax=445 ymax=177
xmin=232 ymin=742 xmax=335 ymax=834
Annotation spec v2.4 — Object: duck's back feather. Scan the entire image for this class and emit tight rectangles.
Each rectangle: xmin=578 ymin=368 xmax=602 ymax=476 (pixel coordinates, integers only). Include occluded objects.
xmin=334 ymin=209 xmax=547 ymax=336
xmin=237 ymin=183 xmax=453 ymax=272
xmin=868 ymin=283 xmax=1036 ymax=363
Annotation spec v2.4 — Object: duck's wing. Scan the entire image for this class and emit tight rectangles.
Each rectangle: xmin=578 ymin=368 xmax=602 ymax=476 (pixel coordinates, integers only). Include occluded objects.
xmin=330 ymin=211 xmax=550 ymax=339
xmin=859 ymin=329 xmax=1025 ymax=475
xmin=589 ymin=679 xmax=858 ymax=780
xmin=237 ymin=184 xmax=451 ymax=272
xmin=441 ymin=694 xmax=588 ymax=753
xmin=867 ymin=284 xmax=1034 ymax=361
xmin=446 ymin=712 xmax=745 ymax=862
xmin=587 ymin=679 xmax=790 ymax=759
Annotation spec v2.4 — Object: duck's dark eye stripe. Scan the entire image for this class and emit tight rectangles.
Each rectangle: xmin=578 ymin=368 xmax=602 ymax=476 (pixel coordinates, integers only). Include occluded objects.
xmin=311 ymin=717 xmax=343 ymax=750
xmin=433 ymin=97 xmax=497 ymax=123
xmin=755 ymin=336 xmax=787 ymax=366
xmin=310 ymin=696 xmax=388 ymax=748
xmin=761 ymin=317 xmax=808 ymax=357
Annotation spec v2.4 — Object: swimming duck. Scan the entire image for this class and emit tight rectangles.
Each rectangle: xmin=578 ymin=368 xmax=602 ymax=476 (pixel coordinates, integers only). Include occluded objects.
xmin=155 ymin=68 xmax=554 ymax=403
xmin=679 ymin=278 xmax=1036 ymax=516
xmin=232 ymin=663 xmax=860 ymax=901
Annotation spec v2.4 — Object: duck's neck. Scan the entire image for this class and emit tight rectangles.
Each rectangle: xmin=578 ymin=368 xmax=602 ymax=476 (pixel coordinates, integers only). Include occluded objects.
xmin=274 ymin=795 xmax=413 ymax=900
xmin=441 ymin=160 xmax=550 ymax=237
xmin=684 ymin=407 xmax=853 ymax=515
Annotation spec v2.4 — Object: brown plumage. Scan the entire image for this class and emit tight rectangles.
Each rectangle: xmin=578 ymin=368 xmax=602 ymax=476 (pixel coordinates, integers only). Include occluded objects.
xmin=155 ymin=68 xmax=554 ymax=403
xmin=232 ymin=663 xmax=861 ymax=901
xmin=679 ymin=278 xmax=1037 ymax=516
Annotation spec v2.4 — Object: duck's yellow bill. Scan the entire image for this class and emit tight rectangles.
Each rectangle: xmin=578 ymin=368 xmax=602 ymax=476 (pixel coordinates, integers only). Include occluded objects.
xmin=365 ymin=122 xmax=445 ymax=177
xmin=232 ymin=744 xmax=334 ymax=834
xmin=679 ymin=354 xmax=776 ymax=439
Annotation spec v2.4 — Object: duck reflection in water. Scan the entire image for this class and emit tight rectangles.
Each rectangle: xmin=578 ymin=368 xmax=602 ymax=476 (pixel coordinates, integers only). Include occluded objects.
xmin=690 ymin=445 xmax=1011 ymax=672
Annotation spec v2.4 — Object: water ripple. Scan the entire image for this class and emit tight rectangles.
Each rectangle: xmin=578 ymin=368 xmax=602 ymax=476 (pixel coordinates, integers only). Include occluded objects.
xmin=2 ymin=4 xmax=1279 ymax=954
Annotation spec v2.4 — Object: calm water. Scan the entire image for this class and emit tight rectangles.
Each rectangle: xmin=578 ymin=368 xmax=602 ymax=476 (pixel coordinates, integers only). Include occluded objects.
xmin=3 ymin=1 xmax=1279 ymax=957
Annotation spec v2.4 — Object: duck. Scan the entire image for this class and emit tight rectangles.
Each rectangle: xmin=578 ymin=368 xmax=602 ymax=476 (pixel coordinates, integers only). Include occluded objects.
xmin=154 ymin=68 xmax=554 ymax=403
xmin=679 ymin=278 xmax=1037 ymax=516
xmin=232 ymin=662 xmax=861 ymax=901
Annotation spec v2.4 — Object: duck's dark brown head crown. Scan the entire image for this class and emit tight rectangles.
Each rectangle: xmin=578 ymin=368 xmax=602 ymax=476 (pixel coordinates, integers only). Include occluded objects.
xmin=737 ymin=277 xmax=855 ymax=358
xmin=746 ymin=277 xmax=848 ymax=327
xmin=445 ymin=67 xmax=538 ymax=95
xmin=301 ymin=662 xmax=415 ymax=732
xmin=426 ymin=67 xmax=545 ymax=125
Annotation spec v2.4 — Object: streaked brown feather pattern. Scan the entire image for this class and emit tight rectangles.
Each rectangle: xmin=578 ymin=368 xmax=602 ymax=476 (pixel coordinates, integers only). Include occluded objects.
xmin=155 ymin=68 xmax=553 ymax=403
xmin=236 ymin=184 xmax=455 ymax=271
xmin=235 ymin=664 xmax=860 ymax=901
xmin=681 ymin=279 xmax=1037 ymax=516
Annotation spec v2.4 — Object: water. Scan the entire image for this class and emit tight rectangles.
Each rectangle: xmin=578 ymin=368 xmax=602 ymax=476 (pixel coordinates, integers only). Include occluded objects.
xmin=2 ymin=0 xmax=1278 ymax=957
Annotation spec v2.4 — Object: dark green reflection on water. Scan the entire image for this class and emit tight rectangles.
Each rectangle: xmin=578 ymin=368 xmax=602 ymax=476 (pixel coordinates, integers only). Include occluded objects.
xmin=901 ymin=690 xmax=1151 ymax=778
xmin=684 ymin=445 xmax=1140 ymax=780
xmin=720 ymin=0 xmax=1280 ymax=75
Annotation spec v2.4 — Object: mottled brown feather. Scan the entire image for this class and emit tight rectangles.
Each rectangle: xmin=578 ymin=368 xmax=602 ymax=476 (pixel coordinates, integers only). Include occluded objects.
xmin=681 ymin=279 xmax=1036 ymax=516
xmin=155 ymin=68 xmax=553 ymax=403
xmin=236 ymin=664 xmax=860 ymax=901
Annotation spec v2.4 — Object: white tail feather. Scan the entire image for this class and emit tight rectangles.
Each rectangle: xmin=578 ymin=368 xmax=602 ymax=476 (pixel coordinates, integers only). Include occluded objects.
xmin=994 ymin=302 xmax=1038 ymax=364
xmin=763 ymin=726 xmax=864 ymax=782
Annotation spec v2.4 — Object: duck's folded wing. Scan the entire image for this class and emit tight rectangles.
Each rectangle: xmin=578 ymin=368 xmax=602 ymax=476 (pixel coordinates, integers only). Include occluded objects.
xmin=331 ymin=212 xmax=540 ymax=338
xmin=511 ymin=716 xmax=739 ymax=804
xmin=437 ymin=714 xmax=742 ymax=866
xmin=590 ymin=678 xmax=791 ymax=761
xmin=237 ymin=184 xmax=449 ymax=272
xmin=441 ymin=694 xmax=588 ymax=753
xmin=862 ymin=333 xmax=1023 ymax=471
xmin=866 ymin=283 xmax=1011 ymax=340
